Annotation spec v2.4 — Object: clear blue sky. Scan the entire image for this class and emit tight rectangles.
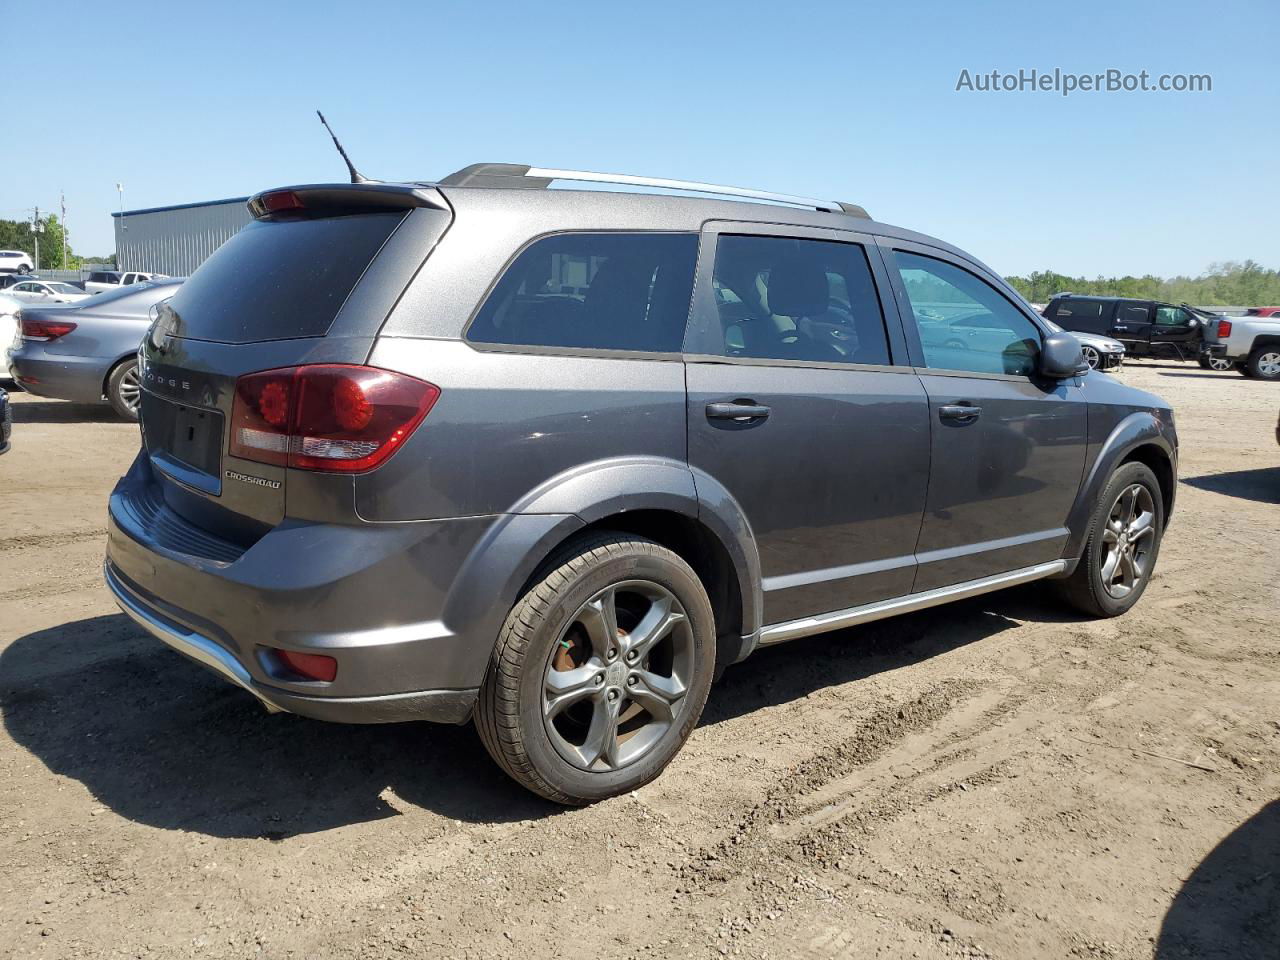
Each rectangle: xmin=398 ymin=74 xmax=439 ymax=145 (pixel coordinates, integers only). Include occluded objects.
xmin=4 ymin=0 xmax=1276 ymax=278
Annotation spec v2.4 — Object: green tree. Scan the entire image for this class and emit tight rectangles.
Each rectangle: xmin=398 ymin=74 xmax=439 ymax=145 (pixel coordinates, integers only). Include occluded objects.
xmin=1005 ymin=262 xmax=1280 ymax=306
xmin=0 ymin=214 xmax=96 ymax=270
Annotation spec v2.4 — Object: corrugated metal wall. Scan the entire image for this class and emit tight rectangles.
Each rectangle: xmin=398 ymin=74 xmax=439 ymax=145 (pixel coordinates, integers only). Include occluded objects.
xmin=114 ymin=199 xmax=252 ymax=276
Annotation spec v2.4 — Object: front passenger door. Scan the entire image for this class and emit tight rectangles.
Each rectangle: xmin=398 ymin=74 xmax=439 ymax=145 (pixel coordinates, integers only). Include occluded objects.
xmin=1152 ymin=304 xmax=1197 ymax=357
xmin=883 ymin=245 xmax=1088 ymax=591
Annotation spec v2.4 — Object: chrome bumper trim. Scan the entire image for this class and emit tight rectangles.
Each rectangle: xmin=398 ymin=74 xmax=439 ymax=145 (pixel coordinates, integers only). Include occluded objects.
xmin=759 ymin=560 xmax=1068 ymax=646
xmin=105 ymin=563 xmax=284 ymax=714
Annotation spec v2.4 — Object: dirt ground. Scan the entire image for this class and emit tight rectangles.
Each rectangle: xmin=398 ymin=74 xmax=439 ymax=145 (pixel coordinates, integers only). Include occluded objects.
xmin=1 ymin=361 xmax=1277 ymax=960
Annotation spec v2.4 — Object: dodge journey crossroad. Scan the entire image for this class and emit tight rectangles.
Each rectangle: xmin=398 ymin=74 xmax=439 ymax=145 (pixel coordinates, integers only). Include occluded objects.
xmin=106 ymin=164 xmax=1177 ymax=804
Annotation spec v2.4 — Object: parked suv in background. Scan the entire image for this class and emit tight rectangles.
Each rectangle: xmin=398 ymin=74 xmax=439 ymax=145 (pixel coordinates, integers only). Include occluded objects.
xmin=106 ymin=166 xmax=1177 ymax=804
xmin=0 ymin=250 xmax=34 ymax=274
xmin=1045 ymin=294 xmax=1208 ymax=363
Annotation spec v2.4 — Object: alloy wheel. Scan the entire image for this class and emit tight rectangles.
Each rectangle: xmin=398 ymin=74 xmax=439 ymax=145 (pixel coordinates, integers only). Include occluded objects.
xmin=118 ymin=364 xmax=142 ymax=414
xmin=542 ymin=580 xmax=693 ymax=772
xmin=1257 ymin=351 xmax=1280 ymax=378
xmin=1081 ymin=345 xmax=1101 ymax=369
xmin=1207 ymin=356 xmax=1233 ymax=371
xmin=1100 ymin=483 xmax=1156 ymax=599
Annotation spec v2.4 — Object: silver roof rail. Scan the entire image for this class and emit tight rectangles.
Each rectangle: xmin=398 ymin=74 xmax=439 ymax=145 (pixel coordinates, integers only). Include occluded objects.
xmin=437 ymin=163 xmax=869 ymax=218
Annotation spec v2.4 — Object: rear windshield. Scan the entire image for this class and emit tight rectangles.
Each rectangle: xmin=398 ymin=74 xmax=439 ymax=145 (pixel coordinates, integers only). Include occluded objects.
xmin=166 ymin=212 xmax=405 ymax=343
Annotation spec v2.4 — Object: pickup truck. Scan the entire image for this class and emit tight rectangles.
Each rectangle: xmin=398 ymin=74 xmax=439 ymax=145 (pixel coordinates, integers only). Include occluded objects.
xmin=84 ymin=270 xmax=168 ymax=295
xmin=1203 ymin=311 xmax=1280 ymax=380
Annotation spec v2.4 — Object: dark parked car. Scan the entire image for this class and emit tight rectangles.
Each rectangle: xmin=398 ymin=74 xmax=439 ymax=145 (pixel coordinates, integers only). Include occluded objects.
xmin=1045 ymin=294 xmax=1208 ymax=362
xmin=7 ymin=279 xmax=183 ymax=419
xmin=106 ymin=166 xmax=1177 ymax=804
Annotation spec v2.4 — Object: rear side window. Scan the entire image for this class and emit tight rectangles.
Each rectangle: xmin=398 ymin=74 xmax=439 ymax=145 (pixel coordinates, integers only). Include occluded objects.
xmin=166 ymin=212 xmax=406 ymax=344
xmin=467 ymin=233 xmax=697 ymax=354
xmin=1117 ymin=304 xmax=1150 ymax=325
xmin=1053 ymin=299 xmax=1109 ymax=334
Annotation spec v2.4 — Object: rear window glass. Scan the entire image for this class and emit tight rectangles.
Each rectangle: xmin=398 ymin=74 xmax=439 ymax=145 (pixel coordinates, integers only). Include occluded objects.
xmin=467 ymin=233 xmax=698 ymax=354
xmin=1054 ymin=300 xmax=1103 ymax=319
xmin=166 ymin=212 xmax=405 ymax=343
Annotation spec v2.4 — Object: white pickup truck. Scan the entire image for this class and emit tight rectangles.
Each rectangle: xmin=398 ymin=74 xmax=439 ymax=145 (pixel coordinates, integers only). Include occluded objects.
xmin=84 ymin=270 xmax=168 ymax=295
xmin=1203 ymin=308 xmax=1280 ymax=381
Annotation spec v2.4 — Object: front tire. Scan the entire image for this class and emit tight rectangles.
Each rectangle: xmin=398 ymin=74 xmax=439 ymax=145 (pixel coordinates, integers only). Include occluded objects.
xmin=1059 ymin=462 xmax=1164 ymax=618
xmin=106 ymin=358 xmax=141 ymax=420
xmin=1243 ymin=347 xmax=1280 ymax=381
xmin=1081 ymin=345 xmax=1101 ymax=370
xmin=476 ymin=534 xmax=716 ymax=805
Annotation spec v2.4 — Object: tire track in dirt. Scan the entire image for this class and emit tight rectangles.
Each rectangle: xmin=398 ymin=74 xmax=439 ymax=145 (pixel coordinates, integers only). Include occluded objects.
xmin=0 ymin=528 xmax=106 ymax=552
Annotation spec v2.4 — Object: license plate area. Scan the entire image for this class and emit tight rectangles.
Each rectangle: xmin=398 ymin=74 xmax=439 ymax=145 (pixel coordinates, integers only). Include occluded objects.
xmin=141 ymin=391 xmax=225 ymax=494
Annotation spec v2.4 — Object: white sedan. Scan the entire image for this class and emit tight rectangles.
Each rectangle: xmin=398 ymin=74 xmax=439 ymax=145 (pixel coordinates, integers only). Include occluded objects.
xmin=5 ymin=279 xmax=92 ymax=304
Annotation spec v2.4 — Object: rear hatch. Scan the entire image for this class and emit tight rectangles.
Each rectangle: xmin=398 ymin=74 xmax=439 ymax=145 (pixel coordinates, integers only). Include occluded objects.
xmin=135 ymin=184 xmax=451 ymax=544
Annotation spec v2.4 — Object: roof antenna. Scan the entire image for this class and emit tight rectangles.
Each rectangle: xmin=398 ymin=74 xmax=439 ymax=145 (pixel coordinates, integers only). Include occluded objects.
xmin=316 ymin=110 xmax=370 ymax=184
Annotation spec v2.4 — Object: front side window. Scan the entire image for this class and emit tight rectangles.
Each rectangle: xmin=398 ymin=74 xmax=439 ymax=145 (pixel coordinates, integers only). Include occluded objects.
xmin=1154 ymin=305 xmax=1191 ymax=326
xmin=707 ymin=235 xmax=890 ymax=365
xmin=894 ymin=251 xmax=1041 ymax=376
xmin=468 ymin=233 xmax=697 ymax=354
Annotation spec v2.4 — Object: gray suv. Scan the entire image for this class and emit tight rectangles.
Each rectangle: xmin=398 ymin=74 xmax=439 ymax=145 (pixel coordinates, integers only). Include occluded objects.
xmin=106 ymin=165 xmax=1178 ymax=804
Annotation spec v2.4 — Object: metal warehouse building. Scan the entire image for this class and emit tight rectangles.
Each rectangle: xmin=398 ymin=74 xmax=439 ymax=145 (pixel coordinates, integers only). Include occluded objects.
xmin=113 ymin=197 xmax=252 ymax=276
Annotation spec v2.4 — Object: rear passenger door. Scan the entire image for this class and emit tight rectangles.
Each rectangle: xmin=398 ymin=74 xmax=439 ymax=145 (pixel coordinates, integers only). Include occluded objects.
xmin=881 ymin=243 xmax=1088 ymax=591
xmin=1110 ymin=301 xmax=1153 ymax=348
xmin=684 ymin=224 xmax=930 ymax=626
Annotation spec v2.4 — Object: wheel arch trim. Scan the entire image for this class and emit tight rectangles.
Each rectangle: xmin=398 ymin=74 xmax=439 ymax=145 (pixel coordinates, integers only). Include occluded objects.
xmin=442 ymin=457 xmax=763 ymax=685
xmin=1063 ymin=411 xmax=1177 ymax=561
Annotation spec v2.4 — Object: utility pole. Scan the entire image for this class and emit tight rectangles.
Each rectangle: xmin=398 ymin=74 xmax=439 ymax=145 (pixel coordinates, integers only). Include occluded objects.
xmin=60 ymin=192 xmax=68 ymax=269
xmin=32 ymin=206 xmax=40 ymax=271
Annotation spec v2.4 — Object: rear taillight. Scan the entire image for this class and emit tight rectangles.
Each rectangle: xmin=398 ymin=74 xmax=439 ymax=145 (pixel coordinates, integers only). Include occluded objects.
xmin=1217 ymin=319 xmax=1232 ymax=338
xmin=21 ymin=318 xmax=77 ymax=341
xmin=229 ymin=364 xmax=439 ymax=472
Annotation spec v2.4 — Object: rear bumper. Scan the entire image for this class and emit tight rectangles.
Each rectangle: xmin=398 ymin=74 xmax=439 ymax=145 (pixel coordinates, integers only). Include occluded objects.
xmin=106 ymin=562 xmax=476 ymax=722
xmin=8 ymin=347 xmax=112 ymax=403
xmin=105 ymin=453 xmax=508 ymax=724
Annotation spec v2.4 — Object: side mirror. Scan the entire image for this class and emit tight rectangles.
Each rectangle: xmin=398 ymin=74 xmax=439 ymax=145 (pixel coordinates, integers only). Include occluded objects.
xmin=1040 ymin=331 xmax=1089 ymax=378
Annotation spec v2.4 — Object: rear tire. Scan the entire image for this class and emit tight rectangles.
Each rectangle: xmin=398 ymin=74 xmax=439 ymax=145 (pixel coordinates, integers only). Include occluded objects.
xmin=1058 ymin=462 xmax=1164 ymax=618
xmin=106 ymin=358 xmax=141 ymax=420
xmin=17 ymin=264 xmax=30 ymax=275
xmin=1243 ymin=347 xmax=1280 ymax=381
xmin=1204 ymin=355 xmax=1234 ymax=371
xmin=476 ymin=533 xmax=716 ymax=805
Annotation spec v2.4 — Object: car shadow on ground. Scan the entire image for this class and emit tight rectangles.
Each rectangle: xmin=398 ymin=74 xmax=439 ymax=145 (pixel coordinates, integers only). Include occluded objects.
xmin=1156 ymin=800 xmax=1279 ymax=959
xmin=0 ymin=584 xmax=1083 ymax=839
xmin=704 ymin=583 xmax=1083 ymax=726
xmin=9 ymin=400 xmax=123 ymax=423
xmin=1157 ymin=371 xmax=1240 ymax=380
xmin=1182 ymin=468 xmax=1280 ymax=505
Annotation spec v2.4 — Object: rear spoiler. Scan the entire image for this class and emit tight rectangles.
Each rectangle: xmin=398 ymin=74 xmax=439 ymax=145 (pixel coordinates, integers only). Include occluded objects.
xmin=247 ymin=183 xmax=447 ymax=220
